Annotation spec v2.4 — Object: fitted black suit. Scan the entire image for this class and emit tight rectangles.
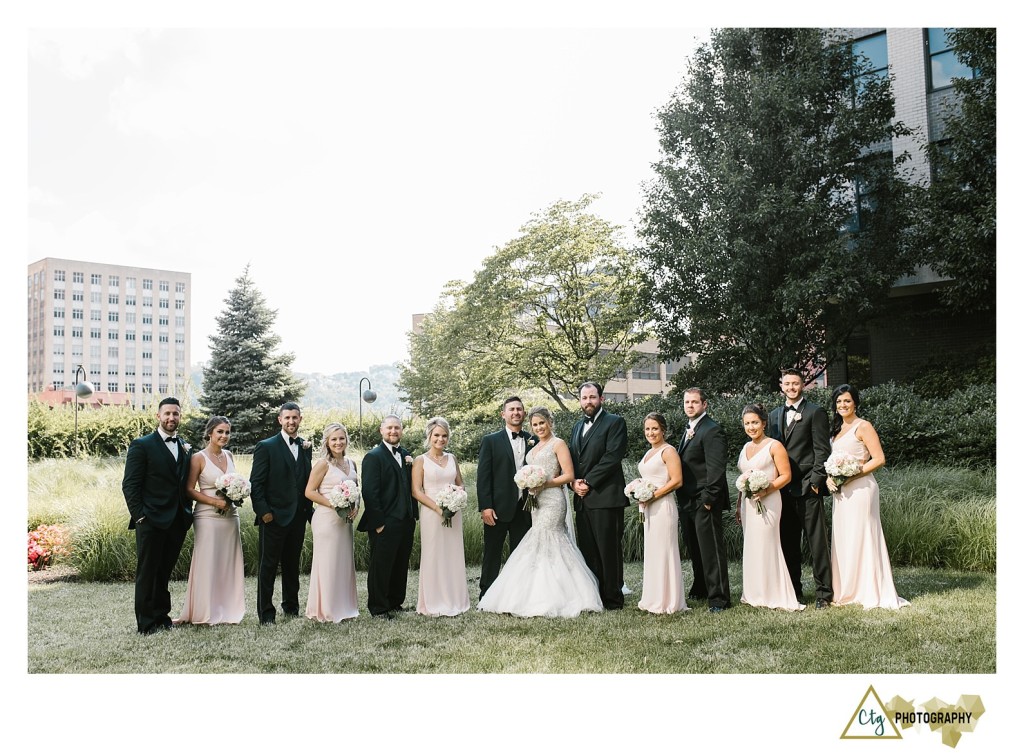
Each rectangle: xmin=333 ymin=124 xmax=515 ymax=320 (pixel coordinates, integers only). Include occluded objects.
xmin=122 ymin=430 xmax=193 ymax=633
xmin=768 ymin=399 xmax=833 ymax=601
xmin=357 ymin=442 xmax=416 ymax=615
xmin=677 ymin=415 xmax=731 ymax=609
xmin=569 ymin=410 xmax=628 ymax=609
xmin=250 ymin=433 xmax=313 ymax=623
xmin=476 ymin=428 xmax=534 ymax=597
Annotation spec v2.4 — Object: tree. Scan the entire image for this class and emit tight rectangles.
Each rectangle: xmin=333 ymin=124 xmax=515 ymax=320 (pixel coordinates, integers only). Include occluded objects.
xmin=914 ymin=28 xmax=995 ymax=319
xmin=399 ymin=195 xmax=649 ymax=414
xmin=638 ymin=28 xmax=916 ymax=393
xmin=200 ymin=265 xmax=305 ymax=451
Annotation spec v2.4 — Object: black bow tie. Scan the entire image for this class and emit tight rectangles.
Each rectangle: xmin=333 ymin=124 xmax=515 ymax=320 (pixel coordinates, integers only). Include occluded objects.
xmin=392 ymin=446 xmax=401 ymax=456
xmin=164 ymin=435 xmax=177 ymax=443
xmin=785 ymin=405 xmax=798 ymax=412
xmin=511 ymin=431 xmax=522 ymax=440
xmin=289 ymin=436 xmax=299 ymax=445
xmin=584 ymin=415 xmax=594 ymax=424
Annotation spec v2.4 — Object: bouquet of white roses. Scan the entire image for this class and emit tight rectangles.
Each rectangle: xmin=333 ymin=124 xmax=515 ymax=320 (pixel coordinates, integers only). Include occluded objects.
xmin=514 ymin=464 xmax=548 ymax=511
xmin=624 ymin=478 xmax=658 ymax=522
xmin=214 ymin=472 xmax=251 ymax=516
xmin=735 ymin=469 xmax=771 ymax=516
xmin=824 ymin=451 xmax=862 ymax=490
xmin=328 ymin=479 xmax=361 ymax=521
xmin=435 ymin=484 xmax=468 ymax=528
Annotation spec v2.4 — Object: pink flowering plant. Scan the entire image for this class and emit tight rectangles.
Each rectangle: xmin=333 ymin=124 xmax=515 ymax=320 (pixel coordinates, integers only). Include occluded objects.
xmin=27 ymin=524 xmax=71 ymax=571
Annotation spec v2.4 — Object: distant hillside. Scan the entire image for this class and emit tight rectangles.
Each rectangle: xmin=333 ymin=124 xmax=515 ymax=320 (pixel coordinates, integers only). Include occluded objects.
xmin=188 ymin=362 xmax=408 ymax=413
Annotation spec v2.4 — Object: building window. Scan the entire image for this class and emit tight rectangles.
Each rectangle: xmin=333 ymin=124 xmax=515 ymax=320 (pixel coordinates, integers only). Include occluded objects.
xmin=71 ymin=327 xmax=83 ymax=339
xmin=126 ymin=276 xmax=136 ymax=289
xmin=175 ymin=316 xmax=185 ymax=327
xmin=142 ymin=332 xmax=152 ymax=342
xmin=54 ymin=289 xmax=65 ymax=300
xmin=72 ymin=291 xmax=84 ymax=302
xmin=108 ymin=311 xmax=119 ymax=322
xmin=125 ymin=330 xmax=136 ymax=341
xmin=159 ymin=316 xmax=169 ymax=326
xmin=142 ymin=351 xmax=152 ymax=360
xmin=89 ymin=364 xmax=101 ymax=379
xmin=109 ymin=294 xmax=119 ymax=305
xmin=159 ymin=333 xmax=169 ymax=343
xmin=159 ymin=299 xmax=169 ymax=309
xmin=108 ymin=331 xmax=119 ymax=340
xmin=175 ymin=299 xmax=185 ymax=310
xmin=72 ymin=271 xmax=84 ymax=284
xmin=91 ymin=273 xmax=101 ymax=285
xmin=91 ymin=291 xmax=102 ymax=304
xmin=108 ymin=347 xmax=119 ymax=359
xmin=108 ymin=365 xmax=119 ymax=376
xmin=143 ymin=279 xmax=153 ymax=290
xmin=632 ymin=357 xmax=660 ymax=380
xmin=175 ymin=282 xmax=185 ymax=293
xmin=126 ymin=382 xmax=136 ymax=393
xmin=664 ymin=358 xmax=687 ymax=378
xmin=175 ymin=333 xmax=185 ymax=344
xmin=125 ymin=296 xmax=136 ymax=306
xmin=125 ymin=365 xmax=136 ymax=376
xmin=143 ymin=297 xmax=153 ymax=308
xmin=54 ymin=270 xmax=66 ymax=282
xmin=53 ymin=308 xmax=65 ymax=319
xmin=142 ymin=315 xmax=152 ymax=325
xmin=927 ymin=28 xmax=976 ymax=90
xmin=107 ymin=382 xmax=119 ymax=392
xmin=159 ymin=280 xmax=169 ymax=292
xmin=52 ymin=345 xmax=65 ymax=357
xmin=90 ymin=328 xmax=101 ymax=340
xmin=72 ymin=309 xmax=83 ymax=320
xmin=52 ymin=380 xmax=64 ymax=389
xmin=90 ymin=310 xmax=101 ymax=321
xmin=852 ymin=31 xmax=888 ymax=101
xmin=109 ymin=275 xmax=119 ymax=287
xmin=125 ymin=312 xmax=136 ymax=324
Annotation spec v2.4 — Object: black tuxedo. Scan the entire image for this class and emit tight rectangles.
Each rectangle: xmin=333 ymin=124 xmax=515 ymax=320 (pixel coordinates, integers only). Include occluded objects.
xmin=250 ymin=433 xmax=313 ymax=622
xmin=677 ymin=415 xmax=731 ymax=609
xmin=569 ymin=410 xmax=628 ymax=609
xmin=122 ymin=430 xmax=193 ymax=633
xmin=476 ymin=428 xmax=533 ymax=597
xmin=357 ymin=442 xmax=416 ymax=615
xmin=768 ymin=399 xmax=833 ymax=601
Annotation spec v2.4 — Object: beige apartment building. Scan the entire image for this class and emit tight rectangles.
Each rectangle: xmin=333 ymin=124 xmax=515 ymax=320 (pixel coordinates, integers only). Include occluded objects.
xmin=27 ymin=258 xmax=191 ymax=407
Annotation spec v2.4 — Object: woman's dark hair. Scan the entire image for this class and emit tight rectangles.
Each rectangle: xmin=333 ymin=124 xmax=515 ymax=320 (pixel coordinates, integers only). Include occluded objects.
xmin=829 ymin=383 xmax=861 ymax=438
xmin=203 ymin=415 xmax=230 ymax=444
xmin=740 ymin=403 xmax=768 ymax=425
xmin=642 ymin=412 xmax=669 ymax=437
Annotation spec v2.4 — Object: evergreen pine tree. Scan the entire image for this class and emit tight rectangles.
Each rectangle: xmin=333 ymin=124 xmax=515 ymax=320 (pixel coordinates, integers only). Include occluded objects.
xmin=200 ymin=265 xmax=305 ymax=450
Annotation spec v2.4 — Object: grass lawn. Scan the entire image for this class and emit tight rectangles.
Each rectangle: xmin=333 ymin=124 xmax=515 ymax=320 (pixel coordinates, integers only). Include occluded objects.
xmin=27 ymin=561 xmax=994 ymax=674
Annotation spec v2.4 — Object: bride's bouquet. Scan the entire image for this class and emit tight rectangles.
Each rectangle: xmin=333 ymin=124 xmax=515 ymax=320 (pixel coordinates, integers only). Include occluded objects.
xmin=825 ymin=451 xmax=862 ymax=490
xmin=214 ymin=472 xmax=251 ymax=516
xmin=327 ymin=480 xmax=361 ymax=521
xmin=514 ymin=464 xmax=548 ymax=511
xmin=435 ymin=484 xmax=468 ymax=528
xmin=624 ymin=478 xmax=658 ymax=522
xmin=735 ymin=469 xmax=771 ymax=516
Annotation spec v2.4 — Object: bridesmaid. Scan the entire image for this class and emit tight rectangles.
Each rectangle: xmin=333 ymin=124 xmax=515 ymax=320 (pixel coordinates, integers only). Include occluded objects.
xmin=735 ymin=404 xmax=804 ymax=611
xmin=636 ymin=413 xmax=688 ymax=614
xmin=828 ymin=385 xmax=909 ymax=610
xmin=175 ymin=416 xmax=245 ymax=625
xmin=412 ymin=417 xmax=470 ymax=616
xmin=304 ymin=423 xmax=359 ymax=622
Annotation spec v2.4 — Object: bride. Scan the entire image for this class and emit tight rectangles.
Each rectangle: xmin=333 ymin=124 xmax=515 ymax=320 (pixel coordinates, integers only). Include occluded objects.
xmin=478 ymin=407 xmax=603 ymax=618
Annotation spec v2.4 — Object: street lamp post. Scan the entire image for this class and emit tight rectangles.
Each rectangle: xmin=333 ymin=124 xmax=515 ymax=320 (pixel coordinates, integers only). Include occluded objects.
xmin=358 ymin=376 xmax=377 ymax=434
xmin=73 ymin=365 xmax=95 ymax=456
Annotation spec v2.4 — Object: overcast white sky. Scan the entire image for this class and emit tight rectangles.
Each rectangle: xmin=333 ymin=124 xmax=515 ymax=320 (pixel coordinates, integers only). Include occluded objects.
xmin=27 ymin=25 xmax=708 ymax=374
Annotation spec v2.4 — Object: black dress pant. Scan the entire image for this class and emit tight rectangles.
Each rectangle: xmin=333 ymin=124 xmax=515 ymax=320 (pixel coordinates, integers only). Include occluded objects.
xmin=575 ymin=504 xmax=625 ymax=609
xmin=479 ymin=501 xmax=532 ymax=598
xmin=134 ymin=509 xmax=189 ymax=634
xmin=779 ymin=491 xmax=833 ymax=601
xmin=257 ymin=511 xmax=308 ymax=622
xmin=680 ymin=500 xmax=731 ymax=609
xmin=366 ymin=517 xmax=415 ymax=615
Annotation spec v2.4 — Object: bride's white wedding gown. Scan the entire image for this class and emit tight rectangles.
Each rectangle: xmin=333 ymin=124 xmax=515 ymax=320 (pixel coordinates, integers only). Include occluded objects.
xmin=477 ymin=440 xmax=603 ymax=618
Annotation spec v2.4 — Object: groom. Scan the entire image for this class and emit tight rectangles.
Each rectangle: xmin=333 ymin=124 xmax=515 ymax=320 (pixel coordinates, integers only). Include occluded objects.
xmin=477 ymin=396 xmax=533 ymax=598
xmin=768 ymin=369 xmax=833 ymax=608
xmin=570 ymin=381 xmax=628 ymax=610
xmin=121 ymin=397 xmax=193 ymax=634
xmin=250 ymin=402 xmax=313 ymax=625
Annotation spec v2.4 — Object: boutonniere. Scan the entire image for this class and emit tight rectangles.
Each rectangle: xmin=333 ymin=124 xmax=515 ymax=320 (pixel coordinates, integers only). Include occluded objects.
xmin=182 ymin=442 xmax=192 ymax=453
xmin=404 ymin=455 xmax=413 ymax=466
xmin=527 ymin=438 xmax=537 ymax=447
xmin=792 ymin=413 xmax=802 ymax=422
xmin=685 ymin=428 xmax=695 ymax=441
xmin=301 ymin=439 xmax=312 ymax=450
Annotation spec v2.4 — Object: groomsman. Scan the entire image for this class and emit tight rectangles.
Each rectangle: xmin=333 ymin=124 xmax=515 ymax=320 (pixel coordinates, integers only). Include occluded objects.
xmin=477 ymin=396 xmax=533 ymax=598
xmin=569 ymin=382 xmax=628 ymax=610
xmin=250 ymin=402 xmax=313 ymax=625
xmin=677 ymin=387 xmax=731 ymax=612
xmin=768 ymin=369 xmax=833 ymax=608
xmin=357 ymin=415 xmax=416 ymax=619
xmin=121 ymin=397 xmax=193 ymax=634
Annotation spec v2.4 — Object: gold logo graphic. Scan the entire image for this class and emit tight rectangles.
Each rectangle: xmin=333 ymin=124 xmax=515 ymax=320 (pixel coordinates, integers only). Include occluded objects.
xmin=841 ymin=685 xmax=902 ymax=739
xmin=885 ymin=694 xmax=986 ymax=749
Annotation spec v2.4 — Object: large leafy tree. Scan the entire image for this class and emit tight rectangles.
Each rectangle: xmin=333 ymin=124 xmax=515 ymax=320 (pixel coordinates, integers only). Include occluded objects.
xmin=399 ymin=195 xmax=648 ymax=414
xmin=638 ymin=28 xmax=916 ymax=392
xmin=914 ymin=28 xmax=996 ymax=319
xmin=200 ymin=265 xmax=305 ymax=450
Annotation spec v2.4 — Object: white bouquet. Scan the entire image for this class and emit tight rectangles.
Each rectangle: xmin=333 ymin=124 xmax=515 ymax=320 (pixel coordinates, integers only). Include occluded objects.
xmin=825 ymin=451 xmax=862 ymax=489
xmin=328 ymin=479 xmax=361 ymax=521
xmin=435 ymin=484 xmax=468 ymax=528
xmin=624 ymin=478 xmax=659 ymax=522
xmin=514 ymin=464 xmax=548 ymax=511
xmin=735 ymin=468 xmax=771 ymax=516
xmin=214 ymin=472 xmax=251 ymax=516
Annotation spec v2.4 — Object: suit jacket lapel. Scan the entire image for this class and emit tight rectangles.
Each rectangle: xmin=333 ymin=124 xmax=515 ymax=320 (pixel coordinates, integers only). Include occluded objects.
xmin=580 ymin=411 xmax=604 ymax=450
xmin=784 ymin=407 xmax=798 ymax=441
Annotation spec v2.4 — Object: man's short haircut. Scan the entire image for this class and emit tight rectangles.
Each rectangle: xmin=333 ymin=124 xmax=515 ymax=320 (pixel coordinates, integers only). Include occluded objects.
xmin=279 ymin=401 xmax=302 ymax=415
xmin=683 ymin=387 xmax=707 ymax=402
xmin=158 ymin=397 xmax=181 ymax=409
xmin=579 ymin=381 xmax=603 ymax=397
xmin=502 ymin=396 xmax=524 ymax=410
xmin=380 ymin=414 xmax=403 ymax=427
xmin=780 ymin=368 xmax=804 ymax=380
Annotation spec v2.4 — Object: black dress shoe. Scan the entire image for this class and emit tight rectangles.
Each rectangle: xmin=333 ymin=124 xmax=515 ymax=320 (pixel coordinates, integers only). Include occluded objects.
xmin=815 ymin=599 xmax=830 ymax=609
xmin=282 ymin=609 xmax=300 ymax=617
xmin=372 ymin=611 xmax=395 ymax=620
xmin=709 ymin=606 xmax=725 ymax=613
xmin=260 ymin=618 xmax=276 ymax=626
